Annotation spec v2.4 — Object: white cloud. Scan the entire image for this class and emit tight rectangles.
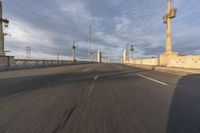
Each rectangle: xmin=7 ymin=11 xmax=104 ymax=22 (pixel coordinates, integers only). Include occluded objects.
xmin=5 ymin=17 xmax=54 ymax=47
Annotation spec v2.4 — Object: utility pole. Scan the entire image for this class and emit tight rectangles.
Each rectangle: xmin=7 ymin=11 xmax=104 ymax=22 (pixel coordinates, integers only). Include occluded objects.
xmin=88 ymin=26 xmax=92 ymax=62
xmin=0 ymin=1 xmax=9 ymax=56
xmin=72 ymin=41 xmax=76 ymax=63
xmin=163 ymin=0 xmax=177 ymax=54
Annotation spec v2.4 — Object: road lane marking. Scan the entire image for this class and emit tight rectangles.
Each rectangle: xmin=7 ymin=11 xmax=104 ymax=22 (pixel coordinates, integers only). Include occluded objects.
xmin=82 ymin=68 xmax=91 ymax=72
xmin=94 ymin=75 xmax=98 ymax=80
xmin=137 ymin=74 xmax=168 ymax=86
xmin=118 ymin=66 xmax=122 ymax=70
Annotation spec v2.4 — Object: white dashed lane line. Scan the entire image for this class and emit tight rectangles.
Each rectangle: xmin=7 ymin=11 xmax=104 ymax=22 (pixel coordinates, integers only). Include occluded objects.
xmin=94 ymin=75 xmax=99 ymax=80
xmin=137 ymin=74 xmax=169 ymax=86
xmin=82 ymin=68 xmax=91 ymax=72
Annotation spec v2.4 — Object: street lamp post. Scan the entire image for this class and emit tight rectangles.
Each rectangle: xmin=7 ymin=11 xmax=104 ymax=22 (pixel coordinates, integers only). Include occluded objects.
xmin=72 ymin=42 xmax=76 ymax=63
xmin=57 ymin=53 xmax=59 ymax=64
xmin=130 ymin=45 xmax=134 ymax=62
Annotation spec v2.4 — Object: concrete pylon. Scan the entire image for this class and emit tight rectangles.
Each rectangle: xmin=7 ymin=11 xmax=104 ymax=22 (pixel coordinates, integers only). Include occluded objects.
xmin=123 ymin=50 xmax=127 ymax=64
xmin=159 ymin=0 xmax=178 ymax=66
xmin=164 ymin=0 xmax=177 ymax=54
xmin=107 ymin=58 xmax=111 ymax=64
xmin=0 ymin=1 xmax=9 ymax=56
xmin=97 ymin=49 xmax=102 ymax=63
xmin=166 ymin=0 xmax=173 ymax=54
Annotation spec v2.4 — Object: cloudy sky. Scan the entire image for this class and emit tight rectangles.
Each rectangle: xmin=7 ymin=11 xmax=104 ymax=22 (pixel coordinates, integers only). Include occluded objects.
xmin=3 ymin=0 xmax=200 ymax=61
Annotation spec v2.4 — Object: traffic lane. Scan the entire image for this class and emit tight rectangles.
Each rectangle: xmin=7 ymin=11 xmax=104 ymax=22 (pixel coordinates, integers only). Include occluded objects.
xmin=54 ymin=69 xmax=175 ymax=133
xmin=0 ymin=63 xmax=98 ymax=79
xmin=0 ymin=64 xmax=103 ymax=97
xmin=0 ymin=65 xmax=121 ymax=133
xmin=136 ymin=70 xmax=183 ymax=86
xmin=0 ymin=64 xmax=145 ymax=97
xmin=120 ymin=65 xmax=200 ymax=133
xmin=0 ymin=78 xmax=91 ymax=133
xmin=120 ymin=64 xmax=183 ymax=86
xmin=103 ymin=72 xmax=175 ymax=133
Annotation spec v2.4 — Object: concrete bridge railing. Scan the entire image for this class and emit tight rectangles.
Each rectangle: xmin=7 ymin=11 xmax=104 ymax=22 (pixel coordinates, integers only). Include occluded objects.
xmin=0 ymin=56 xmax=90 ymax=68
xmin=127 ymin=54 xmax=200 ymax=69
xmin=15 ymin=59 xmax=89 ymax=67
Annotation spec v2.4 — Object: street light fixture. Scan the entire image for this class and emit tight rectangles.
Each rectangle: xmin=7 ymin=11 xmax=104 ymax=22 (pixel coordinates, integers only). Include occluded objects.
xmin=4 ymin=33 xmax=11 ymax=36
xmin=0 ymin=18 xmax=9 ymax=27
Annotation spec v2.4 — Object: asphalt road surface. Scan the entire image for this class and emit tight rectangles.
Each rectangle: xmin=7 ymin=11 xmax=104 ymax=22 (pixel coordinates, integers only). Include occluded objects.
xmin=0 ymin=64 xmax=200 ymax=133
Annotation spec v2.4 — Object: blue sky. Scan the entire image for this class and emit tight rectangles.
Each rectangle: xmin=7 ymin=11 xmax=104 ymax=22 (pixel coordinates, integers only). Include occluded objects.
xmin=3 ymin=0 xmax=200 ymax=61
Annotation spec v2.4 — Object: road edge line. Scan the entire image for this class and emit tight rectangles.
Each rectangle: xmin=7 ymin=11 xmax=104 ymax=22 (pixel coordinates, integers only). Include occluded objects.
xmin=137 ymin=74 xmax=169 ymax=86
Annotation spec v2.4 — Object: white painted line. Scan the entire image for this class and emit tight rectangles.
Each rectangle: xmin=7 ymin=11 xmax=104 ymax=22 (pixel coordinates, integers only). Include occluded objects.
xmin=94 ymin=75 xmax=98 ymax=80
xmin=137 ymin=74 xmax=168 ymax=86
xmin=119 ymin=66 xmax=122 ymax=70
xmin=82 ymin=68 xmax=90 ymax=72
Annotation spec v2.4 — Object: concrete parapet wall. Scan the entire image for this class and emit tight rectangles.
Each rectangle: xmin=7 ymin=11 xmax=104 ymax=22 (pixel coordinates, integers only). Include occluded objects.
xmin=128 ymin=54 xmax=200 ymax=69
xmin=0 ymin=56 xmax=15 ymax=67
xmin=0 ymin=56 xmax=8 ymax=67
xmin=0 ymin=57 xmax=90 ymax=69
xmin=167 ymin=55 xmax=200 ymax=69
xmin=133 ymin=58 xmax=158 ymax=66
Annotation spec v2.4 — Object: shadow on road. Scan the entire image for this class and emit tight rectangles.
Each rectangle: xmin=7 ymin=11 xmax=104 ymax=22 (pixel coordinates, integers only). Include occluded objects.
xmin=166 ymin=74 xmax=200 ymax=133
xmin=0 ymin=68 xmax=149 ymax=97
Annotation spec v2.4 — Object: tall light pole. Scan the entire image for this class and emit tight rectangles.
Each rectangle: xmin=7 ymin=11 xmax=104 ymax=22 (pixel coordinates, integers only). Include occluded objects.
xmin=88 ymin=26 xmax=92 ymax=62
xmin=0 ymin=0 xmax=9 ymax=56
xmin=57 ymin=53 xmax=59 ymax=63
xmin=26 ymin=47 xmax=31 ymax=59
xmin=163 ymin=0 xmax=177 ymax=54
xmin=130 ymin=45 xmax=134 ymax=62
xmin=72 ymin=41 xmax=76 ymax=63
